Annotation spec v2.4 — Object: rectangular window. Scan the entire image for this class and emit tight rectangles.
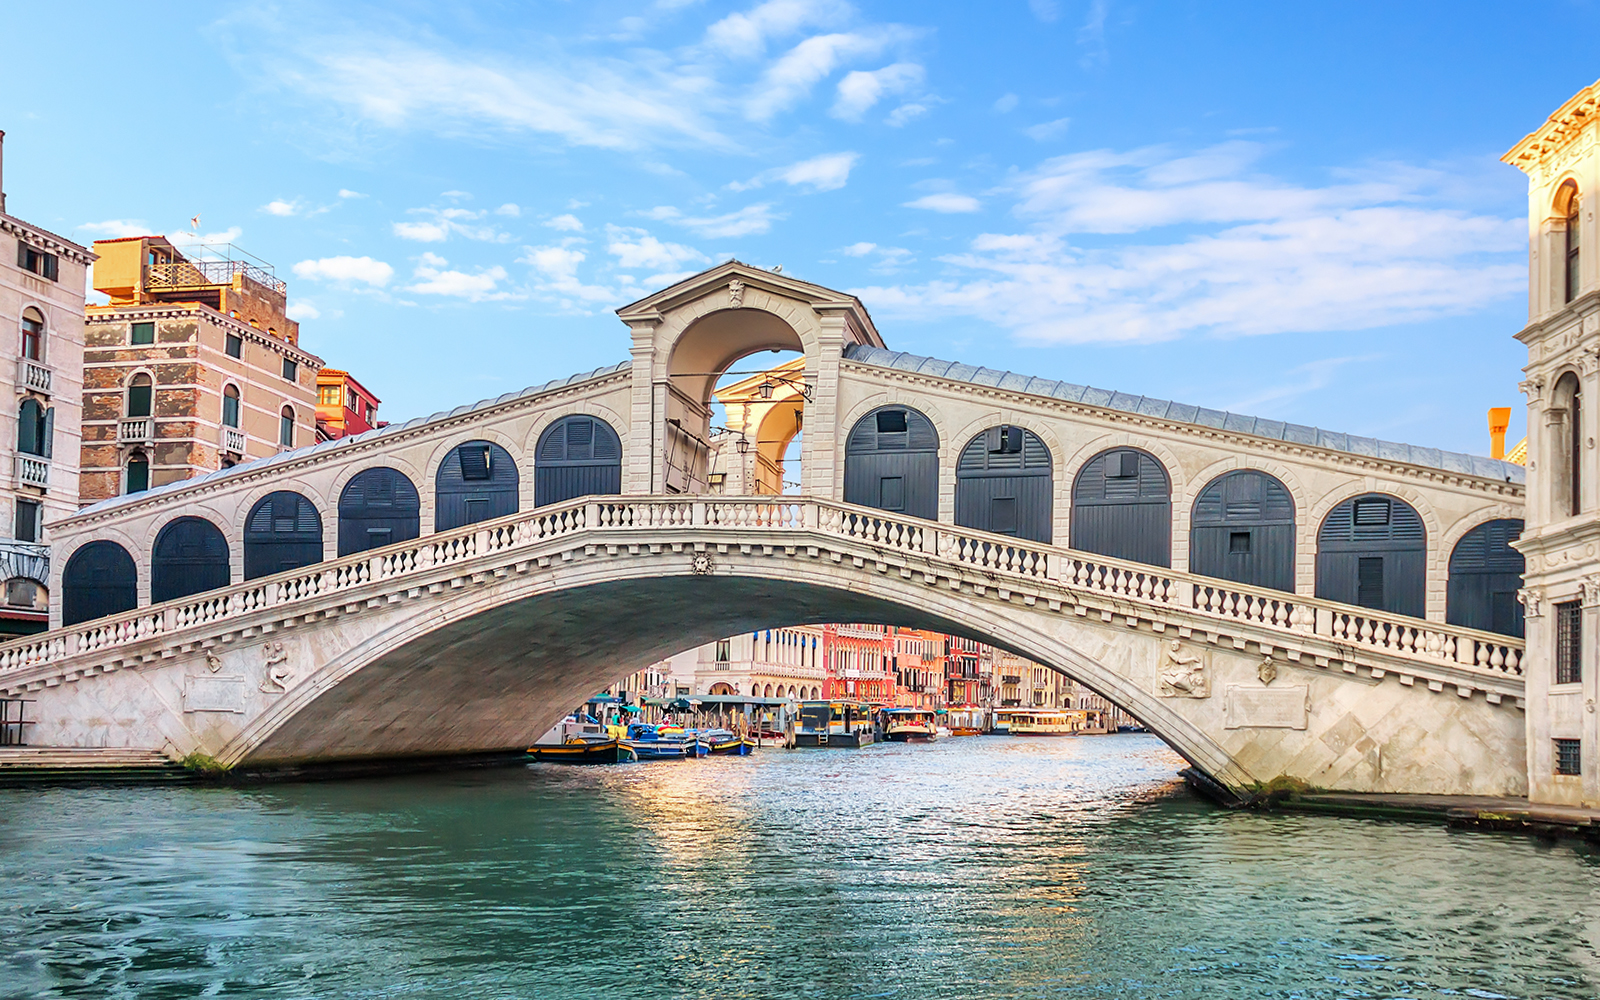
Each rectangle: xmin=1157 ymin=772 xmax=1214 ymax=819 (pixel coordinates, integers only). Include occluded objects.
xmin=876 ymin=410 xmax=908 ymax=434
xmin=281 ymin=358 xmax=298 ymax=382
xmin=991 ymin=496 xmax=1017 ymax=535
xmin=279 ymin=411 xmax=294 ymax=448
xmin=1557 ymin=600 xmax=1583 ymax=685
xmin=365 ymin=527 xmax=392 ymax=551
xmin=1229 ymin=530 xmax=1251 ymax=554
xmin=319 ymin=386 xmax=342 ymax=406
xmin=1568 ymin=205 xmax=1582 ymax=304
xmin=879 ymin=476 xmax=904 ymax=511
xmin=1353 ymin=498 xmax=1390 ymax=526
xmin=16 ymin=242 xmax=59 ymax=281
xmin=127 ymin=383 xmax=153 ymax=418
xmin=1556 ymin=738 xmax=1582 ymax=776
xmin=459 ymin=445 xmax=492 ymax=481
xmin=715 ymin=639 xmax=731 ymax=663
xmin=130 ymin=322 xmax=155 ymax=346
xmin=1108 ymin=452 xmax=1138 ymax=478
xmin=225 ymin=333 xmax=243 ymax=358
xmin=1356 ymin=557 xmax=1384 ymax=609
xmin=13 ymin=499 xmax=39 ymax=543
xmin=126 ymin=459 xmax=149 ymax=494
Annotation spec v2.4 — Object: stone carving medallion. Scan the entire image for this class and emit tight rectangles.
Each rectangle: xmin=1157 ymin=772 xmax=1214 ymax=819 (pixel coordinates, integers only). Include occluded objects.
xmin=690 ymin=552 xmax=714 ymax=575
xmin=1258 ymin=657 xmax=1277 ymax=686
xmin=259 ymin=641 xmax=293 ymax=694
xmin=1158 ymin=640 xmax=1208 ymax=698
xmin=728 ymin=279 xmax=745 ymax=308
xmin=204 ymin=649 xmax=222 ymax=673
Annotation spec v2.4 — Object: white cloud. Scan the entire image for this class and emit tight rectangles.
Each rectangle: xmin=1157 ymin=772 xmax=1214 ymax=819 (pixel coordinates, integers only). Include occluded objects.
xmin=495 ymin=203 xmax=522 ymax=217
xmin=745 ymin=31 xmax=895 ymax=122
xmin=292 ymin=255 xmax=395 ymax=287
xmin=545 ymin=214 xmax=585 ymax=232
xmin=904 ymin=192 xmax=981 ymax=213
xmin=885 ymin=102 xmax=929 ymax=127
xmin=703 ymin=0 xmax=851 ymax=57
xmin=393 ymin=205 xmax=508 ymax=243
xmin=393 ymin=220 xmax=449 ymax=242
xmin=841 ymin=241 xmax=877 ymax=256
xmin=831 ymin=62 xmax=923 ymax=121
xmin=1024 ymin=117 xmax=1071 ymax=141
xmin=263 ymin=199 xmax=300 ymax=217
xmin=80 ymin=219 xmax=151 ymax=238
xmin=518 ymin=242 xmax=617 ymax=305
xmin=286 ymin=300 xmax=321 ymax=321
xmin=731 ymin=151 xmax=859 ymax=193
xmin=408 ymin=255 xmax=513 ymax=301
xmin=1029 ymin=0 xmax=1060 ymax=22
xmin=855 ymin=142 xmax=1524 ymax=345
xmin=606 ymin=226 xmax=709 ymax=270
xmin=994 ymin=93 xmax=1018 ymax=113
xmin=648 ymin=203 xmax=782 ymax=238
xmin=521 ymin=244 xmax=586 ymax=280
xmin=171 ymin=227 xmax=244 ymax=249
xmin=338 ymin=189 xmax=367 ymax=199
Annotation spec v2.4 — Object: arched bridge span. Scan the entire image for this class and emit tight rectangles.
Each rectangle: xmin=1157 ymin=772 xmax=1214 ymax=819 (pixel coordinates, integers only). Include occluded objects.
xmin=1 ymin=497 xmax=1527 ymax=798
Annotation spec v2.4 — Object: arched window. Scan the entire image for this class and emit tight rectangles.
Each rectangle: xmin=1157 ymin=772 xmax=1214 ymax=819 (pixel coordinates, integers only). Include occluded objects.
xmin=955 ymin=425 xmax=1053 ymax=542
xmin=1447 ymin=519 xmax=1525 ymax=638
xmin=763 ymin=684 xmax=773 ymax=698
xmin=338 ymin=467 xmax=422 ymax=555
xmin=125 ymin=452 xmax=150 ymax=494
xmin=843 ymin=405 xmax=939 ymax=519
xmin=1315 ymin=494 xmax=1426 ymax=619
xmin=1553 ymin=371 xmax=1582 ymax=518
xmin=1564 ymin=181 xmax=1582 ymax=304
xmin=279 ymin=406 xmax=295 ymax=448
xmin=535 ymin=415 xmax=623 ymax=506
xmin=1071 ymin=448 xmax=1171 ymax=568
xmin=435 ymin=441 xmax=519 ymax=531
xmin=222 ymin=385 xmax=240 ymax=428
xmin=20 ymin=307 xmax=44 ymax=362
xmin=61 ymin=541 xmax=137 ymax=626
xmin=150 ymin=517 xmax=230 ymax=603
xmin=244 ymin=491 xmax=323 ymax=580
xmin=126 ymin=373 xmax=152 ymax=418
xmin=1190 ymin=470 xmax=1296 ymax=592
xmin=16 ymin=399 xmax=50 ymax=458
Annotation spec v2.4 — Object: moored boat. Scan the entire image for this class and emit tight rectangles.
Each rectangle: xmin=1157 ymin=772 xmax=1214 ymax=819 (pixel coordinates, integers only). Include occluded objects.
xmin=793 ymin=700 xmax=875 ymax=748
xmin=880 ymin=707 xmax=939 ymax=742
xmin=527 ymin=737 xmax=637 ymax=764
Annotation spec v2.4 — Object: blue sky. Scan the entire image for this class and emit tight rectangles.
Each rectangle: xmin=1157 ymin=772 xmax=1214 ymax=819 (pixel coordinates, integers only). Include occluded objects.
xmin=4 ymin=1 xmax=1598 ymax=454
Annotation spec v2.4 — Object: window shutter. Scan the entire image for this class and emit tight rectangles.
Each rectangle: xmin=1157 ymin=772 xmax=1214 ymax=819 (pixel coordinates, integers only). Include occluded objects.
xmin=41 ymin=408 xmax=53 ymax=459
xmin=16 ymin=401 xmax=37 ymax=456
xmin=43 ymin=253 xmax=58 ymax=281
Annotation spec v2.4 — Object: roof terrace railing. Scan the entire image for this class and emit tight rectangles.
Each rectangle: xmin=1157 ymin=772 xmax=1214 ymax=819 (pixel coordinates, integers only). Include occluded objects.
xmin=145 ymin=258 xmax=287 ymax=296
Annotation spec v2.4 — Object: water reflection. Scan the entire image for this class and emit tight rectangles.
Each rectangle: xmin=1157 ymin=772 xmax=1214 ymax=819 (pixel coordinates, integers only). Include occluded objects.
xmin=0 ymin=735 xmax=1596 ymax=999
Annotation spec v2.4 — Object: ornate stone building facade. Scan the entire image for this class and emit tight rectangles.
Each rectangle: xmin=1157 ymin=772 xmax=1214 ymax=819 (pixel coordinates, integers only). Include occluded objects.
xmin=1505 ymin=79 xmax=1600 ymax=807
xmin=0 ymin=132 xmax=90 ymax=633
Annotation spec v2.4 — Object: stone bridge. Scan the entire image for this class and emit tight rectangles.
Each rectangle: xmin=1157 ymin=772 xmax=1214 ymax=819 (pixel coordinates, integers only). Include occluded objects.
xmin=2 ymin=262 xmax=1532 ymax=796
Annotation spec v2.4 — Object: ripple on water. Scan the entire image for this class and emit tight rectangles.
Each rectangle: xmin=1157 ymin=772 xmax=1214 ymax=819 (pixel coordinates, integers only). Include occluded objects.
xmin=0 ymin=735 xmax=1596 ymax=1000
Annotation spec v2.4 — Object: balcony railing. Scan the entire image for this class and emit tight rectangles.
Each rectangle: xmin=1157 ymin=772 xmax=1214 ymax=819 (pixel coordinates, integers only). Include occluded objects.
xmin=145 ymin=258 xmax=286 ymax=296
xmin=15 ymin=455 xmax=47 ymax=489
xmin=118 ymin=418 xmax=153 ymax=443
xmin=220 ymin=426 xmax=246 ymax=455
xmin=16 ymin=359 xmax=51 ymax=396
xmin=1001 ymin=674 xmax=1022 ymax=684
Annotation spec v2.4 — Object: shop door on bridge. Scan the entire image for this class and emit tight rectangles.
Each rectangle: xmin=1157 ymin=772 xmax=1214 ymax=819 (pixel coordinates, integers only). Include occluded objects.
xmin=151 ymin=517 xmax=230 ymax=604
xmin=1189 ymin=470 xmax=1295 ymax=593
xmin=843 ymin=406 xmax=938 ymax=520
xmin=1070 ymin=448 xmax=1171 ymax=567
xmin=1315 ymin=494 xmax=1425 ymax=619
xmin=954 ymin=425 xmax=1052 ymax=543
xmin=338 ymin=468 xmax=421 ymax=556
xmin=1447 ymin=518 xmax=1525 ymax=638
xmin=61 ymin=540 xmax=137 ymax=626
xmin=244 ymin=491 xmax=323 ymax=580
xmin=535 ymin=415 xmax=623 ymax=507
xmin=436 ymin=441 xmax=519 ymax=532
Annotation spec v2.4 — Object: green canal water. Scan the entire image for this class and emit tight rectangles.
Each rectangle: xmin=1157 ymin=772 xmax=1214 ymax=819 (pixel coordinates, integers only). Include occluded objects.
xmin=1 ymin=734 xmax=1598 ymax=999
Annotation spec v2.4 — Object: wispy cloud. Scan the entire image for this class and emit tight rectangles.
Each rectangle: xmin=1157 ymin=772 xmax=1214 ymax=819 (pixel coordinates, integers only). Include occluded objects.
xmin=408 ymin=252 xmax=514 ymax=301
xmin=606 ymin=226 xmax=709 ymax=270
xmin=904 ymin=192 xmax=981 ymax=213
xmin=545 ymin=214 xmax=585 ymax=232
xmin=393 ymin=205 xmax=510 ymax=243
xmin=646 ymin=203 xmax=783 ymax=237
xmin=262 ymin=199 xmax=302 ymax=217
xmin=80 ymin=219 xmax=151 ymax=238
xmin=729 ymin=151 xmax=859 ymax=192
xmin=831 ymin=62 xmax=923 ymax=121
xmin=1024 ymin=117 xmax=1071 ymax=141
xmin=856 ymin=142 xmax=1523 ymax=345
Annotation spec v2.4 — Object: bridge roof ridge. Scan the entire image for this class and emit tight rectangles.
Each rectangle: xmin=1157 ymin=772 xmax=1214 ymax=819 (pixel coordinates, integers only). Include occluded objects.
xmin=843 ymin=345 xmax=1525 ymax=486
xmin=68 ymin=358 xmax=633 ymax=522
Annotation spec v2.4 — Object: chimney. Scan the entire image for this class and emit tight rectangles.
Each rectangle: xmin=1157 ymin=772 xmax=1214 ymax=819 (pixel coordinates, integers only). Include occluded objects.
xmin=0 ymin=130 xmax=7 ymax=214
xmin=1488 ymin=406 xmax=1511 ymax=460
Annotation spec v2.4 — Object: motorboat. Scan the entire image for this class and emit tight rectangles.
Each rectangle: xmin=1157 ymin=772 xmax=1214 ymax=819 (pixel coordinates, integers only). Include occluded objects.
xmin=527 ymin=737 xmax=637 ymax=764
xmin=792 ymin=700 xmax=875 ymax=748
xmin=880 ymin=707 xmax=939 ymax=742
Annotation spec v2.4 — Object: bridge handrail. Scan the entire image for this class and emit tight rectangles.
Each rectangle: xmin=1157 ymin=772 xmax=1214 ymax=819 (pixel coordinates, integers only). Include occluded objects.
xmin=0 ymin=494 xmax=1522 ymax=683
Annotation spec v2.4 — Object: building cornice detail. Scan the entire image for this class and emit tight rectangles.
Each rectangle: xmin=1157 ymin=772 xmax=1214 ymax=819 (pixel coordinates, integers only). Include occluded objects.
xmin=52 ymin=366 xmax=634 ymax=531
xmin=1504 ymin=79 xmax=1600 ymax=176
xmin=0 ymin=213 xmax=95 ymax=266
xmin=841 ymin=360 xmax=1525 ymax=498
xmin=86 ymin=303 xmax=324 ymax=369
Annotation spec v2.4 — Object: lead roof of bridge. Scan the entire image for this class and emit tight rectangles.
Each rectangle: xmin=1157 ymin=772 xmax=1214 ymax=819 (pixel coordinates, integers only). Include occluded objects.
xmin=67 ymin=340 xmax=1523 ymax=524
xmin=843 ymin=345 xmax=1526 ymax=485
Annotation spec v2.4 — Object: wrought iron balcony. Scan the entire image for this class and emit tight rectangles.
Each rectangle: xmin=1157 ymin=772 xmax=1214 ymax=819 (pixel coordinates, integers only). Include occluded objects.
xmin=14 ymin=455 xmax=47 ymax=489
xmin=1001 ymin=674 xmax=1022 ymax=684
xmin=145 ymin=256 xmax=286 ymax=296
xmin=16 ymin=359 xmax=51 ymax=396
xmin=118 ymin=418 xmax=153 ymax=444
xmin=220 ymin=426 xmax=246 ymax=455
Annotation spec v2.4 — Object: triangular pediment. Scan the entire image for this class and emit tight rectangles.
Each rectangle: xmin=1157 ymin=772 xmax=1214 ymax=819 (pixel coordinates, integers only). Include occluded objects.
xmin=615 ymin=260 xmax=884 ymax=347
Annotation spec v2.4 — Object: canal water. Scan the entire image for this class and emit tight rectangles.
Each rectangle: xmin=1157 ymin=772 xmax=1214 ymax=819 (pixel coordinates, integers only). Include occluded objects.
xmin=1 ymin=734 xmax=1597 ymax=999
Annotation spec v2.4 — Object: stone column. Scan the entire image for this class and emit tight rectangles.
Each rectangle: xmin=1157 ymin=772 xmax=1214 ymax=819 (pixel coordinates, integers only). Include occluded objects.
xmin=626 ymin=320 xmax=659 ymax=495
xmin=803 ymin=309 xmax=847 ymax=500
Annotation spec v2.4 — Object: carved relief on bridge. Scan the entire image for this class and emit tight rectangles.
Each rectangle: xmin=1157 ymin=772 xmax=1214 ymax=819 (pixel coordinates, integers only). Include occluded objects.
xmin=1157 ymin=640 xmax=1209 ymax=698
xmin=259 ymin=641 xmax=294 ymax=694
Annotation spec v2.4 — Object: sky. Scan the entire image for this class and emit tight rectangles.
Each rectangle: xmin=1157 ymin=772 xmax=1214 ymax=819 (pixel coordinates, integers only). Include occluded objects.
xmin=4 ymin=1 xmax=1598 ymax=455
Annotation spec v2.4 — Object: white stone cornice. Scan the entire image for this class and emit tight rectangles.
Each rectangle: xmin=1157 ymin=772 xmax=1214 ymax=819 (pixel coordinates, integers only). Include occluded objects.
xmin=0 ymin=213 xmax=96 ymax=265
xmin=85 ymin=304 xmax=324 ymax=369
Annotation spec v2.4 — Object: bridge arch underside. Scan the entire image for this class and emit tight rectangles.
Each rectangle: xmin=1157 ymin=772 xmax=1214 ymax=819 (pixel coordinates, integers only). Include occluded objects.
xmin=222 ymin=559 xmax=1521 ymax=800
